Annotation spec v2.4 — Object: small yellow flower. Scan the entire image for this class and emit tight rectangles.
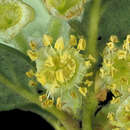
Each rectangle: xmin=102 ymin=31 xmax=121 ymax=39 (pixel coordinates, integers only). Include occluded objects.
xmin=54 ymin=37 xmax=64 ymax=51
xmin=77 ymin=38 xmax=86 ymax=50
xmin=110 ymin=35 xmax=119 ymax=43
xmin=42 ymin=34 xmax=53 ymax=47
xmin=78 ymin=87 xmax=87 ymax=96
xmin=27 ymin=50 xmax=38 ymax=61
xmin=26 ymin=69 xmax=34 ymax=78
xmin=44 ymin=56 xmax=55 ymax=67
xmin=69 ymin=35 xmax=77 ymax=46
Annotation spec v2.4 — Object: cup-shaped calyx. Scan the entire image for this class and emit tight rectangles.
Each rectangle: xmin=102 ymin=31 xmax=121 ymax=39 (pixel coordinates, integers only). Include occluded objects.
xmin=99 ymin=35 xmax=130 ymax=98
xmin=26 ymin=35 xmax=96 ymax=116
xmin=43 ymin=0 xmax=86 ymax=19
xmin=0 ymin=0 xmax=34 ymax=41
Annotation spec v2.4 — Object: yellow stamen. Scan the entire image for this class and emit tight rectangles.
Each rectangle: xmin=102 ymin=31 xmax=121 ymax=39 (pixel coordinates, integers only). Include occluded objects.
xmin=44 ymin=56 xmax=54 ymax=67
xmin=36 ymin=73 xmax=46 ymax=86
xmin=107 ymin=42 xmax=114 ymax=50
xmin=117 ymin=50 xmax=127 ymax=59
xmin=42 ymin=34 xmax=53 ymax=47
xmin=27 ymin=50 xmax=38 ymax=61
xmin=100 ymin=68 xmax=105 ymax=78
xmin=84 ymin=80 xmax=93 ymax=87
xmin=29 ymin=41 xmax=37 ymax=50
xmin=39 ymin=94 xmax=46 ymax=102
xmin=107 ymin=112 xmax=115 ymax=121
xmin=77 ymin=38 xmax=86 ymax=50
xmin=85 ymin=60 xmax=92 ymax=68
xmin=126 ymin=34 xmax=130 ymax=43
xmin=56 ymin=70 xmax=64 ymax=83
xmin=79 ymin=87 xmax=87 ymax=96
xmin=112 ymin=89 xmax=120 ymax=97
xmin=125 ymin=105 xmax=130 ymax=112
xmin=111 ymin=97 xmax=120 ymax=104
xmin=110 ymin=35 xmax=119 ymax=43
xmin=56 ymin=97 xmax=62 ymax=110
xmin=69 ymin=35 xmax=77 ymax=46
xmin=29 ymin=80 xmax=37 ymax=87
xmin=54 ymin=37 xmax=64 ymax=51
xmin=85 ymin=72 xmax=93 ymax=78
xmin=43 ymin=99 xmax=53 ymax=107
xmin=88 ymin=54 xmax=96 ymax=63
xmin=26 ymin=69 xmax=34 ymax=78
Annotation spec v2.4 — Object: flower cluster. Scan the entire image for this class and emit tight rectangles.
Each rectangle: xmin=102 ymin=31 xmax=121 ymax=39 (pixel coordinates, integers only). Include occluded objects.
xmin=26 ymin=35 xmax=95 ymax=115
xmin=100 ymin=35 xmax=130 ymax=129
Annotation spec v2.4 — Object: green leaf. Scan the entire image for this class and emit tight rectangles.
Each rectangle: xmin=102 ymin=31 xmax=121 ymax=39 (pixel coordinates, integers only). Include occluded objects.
xmin=0 ymin=43 xmax=39 ymax=111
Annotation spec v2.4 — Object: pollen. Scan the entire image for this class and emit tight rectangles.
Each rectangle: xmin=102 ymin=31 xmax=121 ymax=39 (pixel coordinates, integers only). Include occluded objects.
xmin=36 ymin=73 xmax=46 ymax=86
xmin=78 ymin=87 xmax=87 ymax=96
xmin=27 ymin=50 xmax=38 ymax=61
xmin=56 ymin=70 xmax=64 ymax=83
xmin=69 ymin=35 xmax=77 ymax=46
xmin=54 ymin=37 xmax=64 ymax=51
xmin=26 ymin=69 xmax=34 ymax=78
xmin=77 ymin=38 xmax=86 ymax=50
xmin=110 ymin=35 xmax=119 ymax=43
xmin=42 ymin=34 xmax=53 ymax=47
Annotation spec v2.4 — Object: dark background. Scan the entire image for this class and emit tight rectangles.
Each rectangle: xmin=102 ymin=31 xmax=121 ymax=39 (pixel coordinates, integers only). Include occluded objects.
xmin=0 ymin=109 xmax=54 ymax=130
